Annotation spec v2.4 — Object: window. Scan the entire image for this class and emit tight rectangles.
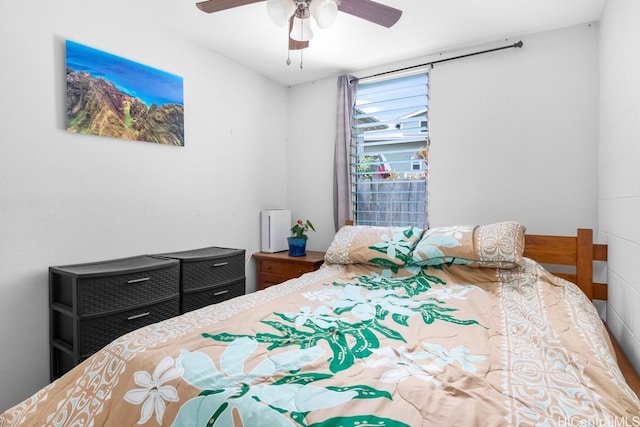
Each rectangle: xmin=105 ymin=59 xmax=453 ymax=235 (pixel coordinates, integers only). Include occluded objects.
xmin=350 ymin=72 xmax=429 ymax=228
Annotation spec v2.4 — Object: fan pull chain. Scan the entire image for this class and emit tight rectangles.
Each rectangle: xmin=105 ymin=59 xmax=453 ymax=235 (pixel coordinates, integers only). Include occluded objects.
xmin=300 ymin=48 xmax=303 ymax=69
xmin=285 ymin=21 xmax=292 ymax=66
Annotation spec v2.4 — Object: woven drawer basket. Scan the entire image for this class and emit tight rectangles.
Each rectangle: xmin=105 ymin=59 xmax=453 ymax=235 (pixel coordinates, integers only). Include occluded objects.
xmin=182 ymin=278 xmax=245 ymax=313
xmin=76 ymin=265 xmax=179 ymax=316
xmin=181 ymin=252 xmax=245 ymax=291
xmin=77 ymin=297 xmax=179 ymax=357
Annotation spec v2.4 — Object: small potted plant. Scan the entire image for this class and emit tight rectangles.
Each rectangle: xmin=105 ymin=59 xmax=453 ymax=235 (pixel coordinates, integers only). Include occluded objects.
xmin=288 ymin=219 xmax=315 ymax=257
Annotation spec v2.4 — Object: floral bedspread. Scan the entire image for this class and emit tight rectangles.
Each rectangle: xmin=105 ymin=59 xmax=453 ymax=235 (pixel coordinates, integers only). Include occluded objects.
xmin=2 ymin=260 xmax=639 ymax=426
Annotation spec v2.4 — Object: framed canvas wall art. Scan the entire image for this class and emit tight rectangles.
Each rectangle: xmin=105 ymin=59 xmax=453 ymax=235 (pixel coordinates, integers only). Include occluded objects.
xmin=65 ymin=40 xmax=184 ymax=146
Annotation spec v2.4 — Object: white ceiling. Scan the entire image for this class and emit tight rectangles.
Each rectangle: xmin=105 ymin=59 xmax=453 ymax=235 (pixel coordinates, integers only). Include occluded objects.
xmin=143 ymin=0 xmax=607 ymax=86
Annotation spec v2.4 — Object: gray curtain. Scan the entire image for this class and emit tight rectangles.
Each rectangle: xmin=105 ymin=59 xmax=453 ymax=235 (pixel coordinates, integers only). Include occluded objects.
xmin=333 ymin=74 xmax=358 ymax=231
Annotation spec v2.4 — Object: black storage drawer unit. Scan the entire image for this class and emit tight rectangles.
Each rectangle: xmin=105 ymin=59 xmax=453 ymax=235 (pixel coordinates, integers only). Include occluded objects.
xmin=49 ymin=256 xmax=180 ymax=380
xmin=156 ymin=246 xmax=246 ymax=313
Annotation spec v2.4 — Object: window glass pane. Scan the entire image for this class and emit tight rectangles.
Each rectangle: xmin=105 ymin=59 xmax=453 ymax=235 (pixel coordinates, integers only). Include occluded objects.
xmin=350 ymin=72 xmax=429 ymax=228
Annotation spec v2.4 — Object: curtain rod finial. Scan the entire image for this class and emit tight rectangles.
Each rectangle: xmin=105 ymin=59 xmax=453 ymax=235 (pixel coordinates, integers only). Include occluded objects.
xmin=514 ymin=40 xmax=524 ymax=48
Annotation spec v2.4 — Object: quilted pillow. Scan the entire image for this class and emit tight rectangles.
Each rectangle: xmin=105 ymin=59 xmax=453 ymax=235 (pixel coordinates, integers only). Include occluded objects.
xmin=410 ymin=221 xmax=526 ymax=268
xmin=324 ymin=225 xmax=424 ymax=269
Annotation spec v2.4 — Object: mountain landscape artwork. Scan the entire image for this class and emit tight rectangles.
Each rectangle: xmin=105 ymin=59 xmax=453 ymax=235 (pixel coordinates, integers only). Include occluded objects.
xmin=66 ymin=40 xmax=184 ymax=146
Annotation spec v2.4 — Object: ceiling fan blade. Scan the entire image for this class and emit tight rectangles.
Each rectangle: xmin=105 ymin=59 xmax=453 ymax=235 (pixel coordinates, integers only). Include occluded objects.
xmin=288 ymin=17 xmax=309 ymax=50
xmin=289 ymin=38 xmax=309 ymax=50
xmin=338 ymin=0 xmax=402 ymax=28
xmin=196 ymin=0 xmax=265 ymax=14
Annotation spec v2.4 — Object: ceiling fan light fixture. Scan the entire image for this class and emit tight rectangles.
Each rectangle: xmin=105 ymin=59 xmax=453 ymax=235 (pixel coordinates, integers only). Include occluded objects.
xmin=266 ymin=0 xmax=295 ymax=27
xmin=196 ymin=0 xmax=404 ymax=70
xmin=310 ymin=0 xmax=338 ymax=29
xmin=290 ymin=15 xmax=314 ymax=41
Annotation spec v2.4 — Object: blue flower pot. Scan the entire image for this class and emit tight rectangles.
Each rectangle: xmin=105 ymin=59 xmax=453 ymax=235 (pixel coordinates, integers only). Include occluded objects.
xmin=287 ymin=237 xmax=307 ymax=257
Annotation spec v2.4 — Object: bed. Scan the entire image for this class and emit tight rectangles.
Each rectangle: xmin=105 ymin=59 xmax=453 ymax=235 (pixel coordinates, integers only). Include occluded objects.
xmin=1 ymin=221 xmax=639 ymax=426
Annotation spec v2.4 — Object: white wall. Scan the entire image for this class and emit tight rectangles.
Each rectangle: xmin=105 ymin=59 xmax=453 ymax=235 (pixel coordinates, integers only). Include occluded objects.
xmin=287 ymin=79 xmax=340 ymax=251
xmin=429 ymin=25 xmax=599 ymax=235
xmin=0 ymin=1 xmax=289 ymax=411
xmin=288 ymin=24 xmax=600 ymax=248
xmin=599 ymin=0 xmax=640 ymax=374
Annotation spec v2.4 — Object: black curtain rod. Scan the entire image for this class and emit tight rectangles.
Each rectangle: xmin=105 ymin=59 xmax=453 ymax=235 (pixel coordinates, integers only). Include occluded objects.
xmin=351 ymin=40 xmax=524 ymax=82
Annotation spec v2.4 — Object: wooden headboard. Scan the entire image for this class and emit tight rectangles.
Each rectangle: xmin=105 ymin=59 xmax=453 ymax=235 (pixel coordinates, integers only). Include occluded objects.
xmin=523 ymin=229 xmax=608 ymax=301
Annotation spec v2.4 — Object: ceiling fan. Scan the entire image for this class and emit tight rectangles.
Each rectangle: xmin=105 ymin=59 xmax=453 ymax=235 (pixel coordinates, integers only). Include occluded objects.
xmin=196 ymin=0 xmax=402 ymax=61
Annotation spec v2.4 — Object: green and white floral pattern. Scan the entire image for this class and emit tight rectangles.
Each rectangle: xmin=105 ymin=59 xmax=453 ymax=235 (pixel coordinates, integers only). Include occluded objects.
xmin=45 ymin=229 xmax=493 ymax=426
xmin=174 ymin=338 xmax=357 ymax=426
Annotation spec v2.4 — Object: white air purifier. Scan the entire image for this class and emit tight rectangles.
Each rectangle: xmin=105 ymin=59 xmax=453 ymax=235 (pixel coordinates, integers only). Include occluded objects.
xmin=261 ymin=209 xmax=291 ymax=253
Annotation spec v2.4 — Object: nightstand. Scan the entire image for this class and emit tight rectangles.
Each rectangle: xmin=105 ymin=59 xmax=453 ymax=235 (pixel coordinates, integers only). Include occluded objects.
xmin=253 ymin=251 xmax=325 ymax=290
